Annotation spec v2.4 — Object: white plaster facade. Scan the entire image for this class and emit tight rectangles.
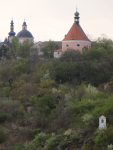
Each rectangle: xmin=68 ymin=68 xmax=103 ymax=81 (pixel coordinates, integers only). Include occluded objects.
xmin=99 ymin=115 xmax=106 ymax=129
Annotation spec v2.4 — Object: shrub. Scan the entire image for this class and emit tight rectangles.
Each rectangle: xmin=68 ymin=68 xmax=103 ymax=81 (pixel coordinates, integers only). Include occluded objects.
xmin=0 ymin=125 xmax=7 ymax=143
xmin=14 ymin=143 xmax=24 ymax=150
xmin=60 ymin=141 xmax=68 ymax=150
xmin=57 ymin=128 xmax=65 ymax=134
xmin=64 ymin=129 xmax=72 ymax=136
xmin=94 ymin=129 xmax=108 ymax=146
xmin=32 ymin=128 xmax=41 ymax=137
xmin=0 ymin=112 xmax=7 ymax=123
xmin=70 ymin=134 xmax=82 ymax=143
xmin=107 ymin=144 xmax=113 ymax=150
xmin=82 ymin=114 xmax=93 ymax=126
xmin=85 ymin=84 xmax=98 ymax=99
xmin=24 ymin=132 xmax=49 ymax=150
xmin=45 ymin=136 xmax=57 ymax=150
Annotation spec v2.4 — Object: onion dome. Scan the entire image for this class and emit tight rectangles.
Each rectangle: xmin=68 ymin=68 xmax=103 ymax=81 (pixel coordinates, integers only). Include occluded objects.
xmin=74 ymin=11 xmax=79 ymax=16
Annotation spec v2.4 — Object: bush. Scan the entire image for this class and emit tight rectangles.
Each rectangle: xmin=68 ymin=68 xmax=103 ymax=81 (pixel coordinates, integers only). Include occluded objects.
xmin=70 ymin=134 xmax=82 ymax=143
xmin=32 ymin=128 xmax=41 ymax=137
xmin=14 ymin=143 xmax=24 ymax=150
xmin=0 ymin=125 xmax=7 ymax=143
xmin=107 ymin=144 xmax=113 ymax=150
xmin=60 ymin=141 xmax=68 ymax=150
xmin=64 ymin=129 xmax=72 ymax=136
xmin=57 ymin=128 xmax=65 ymax=134
xmin=82 ymin=114 xmax=93 ymax=126
xmin=0 ymin=112 xmax=7 ymax=123
xmin=24 ymin=132 xmax=49 ymax=150
xmin=45 ymin=136 xmax=57 ymax=150
xmin=94 ymin=129 xmax=108 ymax=146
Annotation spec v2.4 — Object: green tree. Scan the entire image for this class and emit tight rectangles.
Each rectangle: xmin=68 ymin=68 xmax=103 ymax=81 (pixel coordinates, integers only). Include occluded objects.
xmin=17 ymin=39 xmax=33 ymax=58
xmin=36 ymin=94 xmax=56 ymax=129
xmin=3 ymin=87 xmax=11 ymax=100
xmin=42 ymin=40 xmax=55 ymax=58
xmin=9 ymin=37 xmax=20 ymax=59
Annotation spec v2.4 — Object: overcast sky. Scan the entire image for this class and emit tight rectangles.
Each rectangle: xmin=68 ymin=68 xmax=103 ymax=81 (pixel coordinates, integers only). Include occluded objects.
xmin=0 ymin=0 xmax=113 ymax=42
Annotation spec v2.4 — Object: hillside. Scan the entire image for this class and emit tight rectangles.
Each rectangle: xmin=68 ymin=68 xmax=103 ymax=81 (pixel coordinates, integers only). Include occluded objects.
xmin=0 ymin=38 xmax=113 ymax=150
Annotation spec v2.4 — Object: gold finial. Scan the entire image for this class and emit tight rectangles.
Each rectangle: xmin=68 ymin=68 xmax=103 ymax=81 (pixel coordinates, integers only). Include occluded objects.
xmin=24 ymin=18 xmax=25 ymax=22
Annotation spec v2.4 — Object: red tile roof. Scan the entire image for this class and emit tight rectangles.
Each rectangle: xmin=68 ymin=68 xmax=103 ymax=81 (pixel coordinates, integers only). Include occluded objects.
xmin=54 ymin=49 xmax=62 ymax=52
xmin=63 ymin=23 xmax=90 ymax=41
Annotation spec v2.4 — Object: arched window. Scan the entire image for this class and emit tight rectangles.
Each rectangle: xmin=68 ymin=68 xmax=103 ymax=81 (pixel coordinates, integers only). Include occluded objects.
xmin=101 ymin=119 xmax=104 ymax=123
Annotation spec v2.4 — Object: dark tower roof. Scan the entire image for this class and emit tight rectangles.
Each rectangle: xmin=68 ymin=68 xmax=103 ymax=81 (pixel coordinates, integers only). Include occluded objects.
xmin=8 ymin=20 xmax=16 ymax=36
xmin=16 ymin=30 xmax=33 ymax=38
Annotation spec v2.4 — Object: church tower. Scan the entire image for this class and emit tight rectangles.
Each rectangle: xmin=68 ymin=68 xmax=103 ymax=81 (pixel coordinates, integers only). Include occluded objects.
xmin=16 ymin=20 xmax=34 ymax=43
xmin=8 ymin=20 xmax=16 ymax=42
xmin=62 ymin=9 xmax=91 ymax=53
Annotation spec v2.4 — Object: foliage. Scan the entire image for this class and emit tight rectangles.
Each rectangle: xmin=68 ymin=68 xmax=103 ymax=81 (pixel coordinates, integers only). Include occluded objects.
xmin=32 ymin=128 xmax=41 ymax=137
xmin=70 ymin=134 xmax=82 ymax=143
xmin=0 ymin=112 xmax=7 ymax=123
xmin=17 ymin=39 xmax=33 ymax=58
xmin=3 ymin=86 xmax=11 ymax=99
xmin=64 ymin=129 xmax=72 ymax=136
xmin=94 ymin=125 xmax=113 ymax=147
xmin=41 ymin=70 xmax=51 ymax=81
xmin=45 ymin=136 xmax=57 ymax=150
xmin=24 ymin=132 xmax=49 ymax=150
xmin=82 ymin=114 xmax=93 ymax=125
xmin=9 ymin=37 xmax=33 ymax=59
xmin=9 ymin=37 xmax=19 ymax=59
xmin=85 ymin=84 xmax=98 ymax=99
xmin=13 ymin=143 xmax=24 ymax=150
xmin=1 ymin=36 xmax=113 ymax=150
xmin=0 ymin=125 xmax=7 ymax=143
xmin=60 ymin=49 xmax=82 ymax=62
xmin=42 ymin=40 xmax=55 ymax=58
xmin=107 ymin=144 xmax=113 ymax=150
xmin=11 ymin=58 xmax=29 ymax=76
xmin=94 ymin=129 xmax=108 ymax=146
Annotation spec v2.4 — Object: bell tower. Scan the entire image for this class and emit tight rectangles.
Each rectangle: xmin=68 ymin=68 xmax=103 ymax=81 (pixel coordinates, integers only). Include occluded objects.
xmin=8 ymin=20 xmax=16 ymax=42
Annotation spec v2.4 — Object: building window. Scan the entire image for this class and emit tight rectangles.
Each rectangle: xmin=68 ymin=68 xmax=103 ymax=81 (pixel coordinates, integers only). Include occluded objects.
xmin=77 ymin=44 xmax=80 ymax=47
xmin=66 ymin=44 xmax=69 ymax=47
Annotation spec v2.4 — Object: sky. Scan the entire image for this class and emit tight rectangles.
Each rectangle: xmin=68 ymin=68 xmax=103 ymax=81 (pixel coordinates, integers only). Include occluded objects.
xmin=0 ymin=0 xmax=113 ymax=42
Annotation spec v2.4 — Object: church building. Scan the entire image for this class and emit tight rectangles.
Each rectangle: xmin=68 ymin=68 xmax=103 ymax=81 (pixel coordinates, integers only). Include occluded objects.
xmin=8 ymin=20 xmax=34 ymax=43
xmin=16 ymin=20 xmax=34 ymax=43
xmin=62 ymin=9 xmax=91 ymax=52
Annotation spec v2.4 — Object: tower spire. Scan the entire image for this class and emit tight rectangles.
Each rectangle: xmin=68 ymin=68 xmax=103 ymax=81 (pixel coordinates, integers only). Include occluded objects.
xmin=8 ymin=20 xmax=16 ymax=42
xmin=8 ymin=20 xmax=16 ymax=36
xmin=74 ymin=7 xmax=80 ymax=26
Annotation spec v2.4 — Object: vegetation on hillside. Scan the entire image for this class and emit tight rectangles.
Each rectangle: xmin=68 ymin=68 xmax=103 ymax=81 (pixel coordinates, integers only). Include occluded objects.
xmin=0 ymin=37 xmax=113 ymax=149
